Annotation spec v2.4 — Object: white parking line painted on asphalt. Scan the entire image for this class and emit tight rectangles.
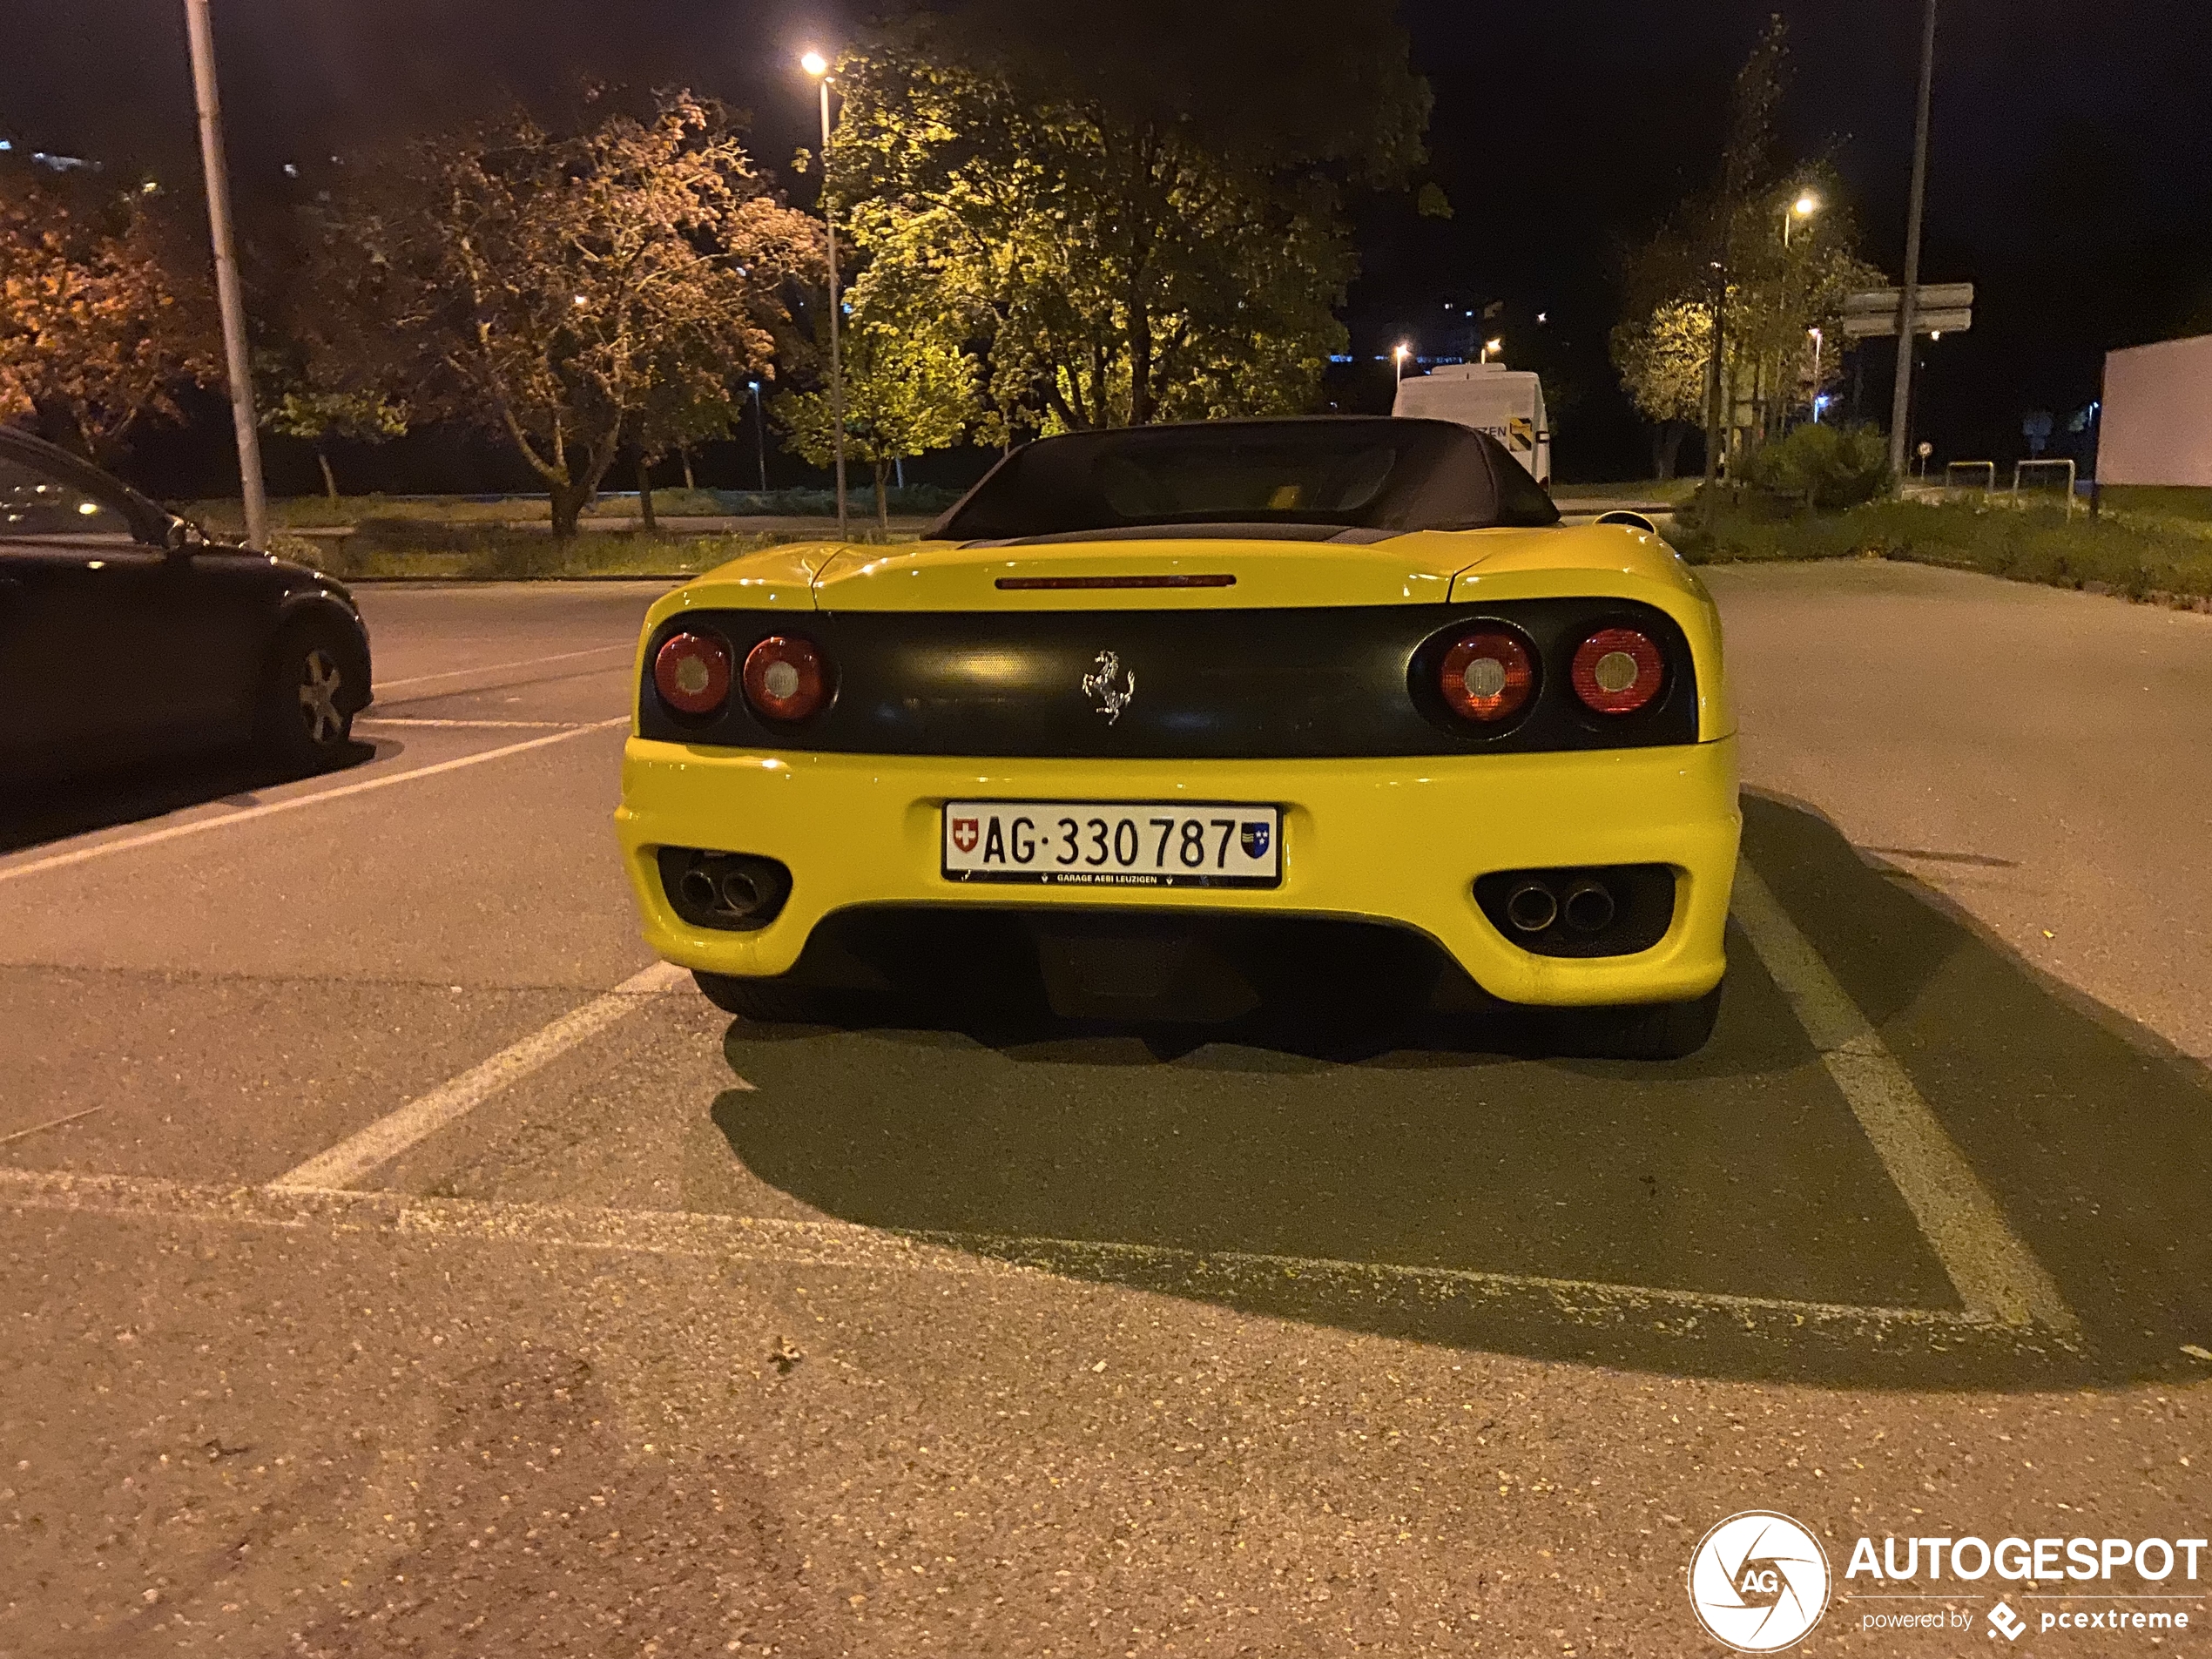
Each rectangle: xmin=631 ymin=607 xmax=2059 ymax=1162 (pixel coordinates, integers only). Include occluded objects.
xmin=356 ymin=717 xmax=583 ymax=730
xmin=0 ymin=718 xmax=627 ymax=887
xmin=0 ymin=1166 xmax=2046 ymax=1351
xmin=268 ymin=959 xmax=709 ymax=1191
xmin=374 ymin=644 xmax=633 ymax=692
xmin=1731 ymin=863 xmax=2077 ymax=1333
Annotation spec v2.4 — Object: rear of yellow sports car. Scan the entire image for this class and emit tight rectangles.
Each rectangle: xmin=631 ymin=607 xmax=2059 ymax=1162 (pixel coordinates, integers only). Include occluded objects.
xmin=615 ymin=418 xmax=1739 ymax=1055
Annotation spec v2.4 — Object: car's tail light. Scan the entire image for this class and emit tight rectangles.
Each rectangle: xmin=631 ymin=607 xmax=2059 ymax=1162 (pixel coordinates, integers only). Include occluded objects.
xmin=1570 ymin=627 xmax=1666 ymax=714
xmin=1439 ymin=629 xmax=1535 ymax=724
xmin=653 ymin=631 xmax=732 ymax=716
xmin=742 ymin=634 xmax=830 ymax=722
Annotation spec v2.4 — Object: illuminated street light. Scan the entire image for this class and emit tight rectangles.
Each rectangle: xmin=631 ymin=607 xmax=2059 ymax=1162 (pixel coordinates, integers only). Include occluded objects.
xmin=1783 ymin=191 xmax=1820 ymax=247
xmin=1481 ymin=336 xmax=1502 ymax=364
xmin=801 ymin=49 xmax=848 ymax=541
xmin=182 ymin=0 xmax=267 ymax=549
xmin=1393 ymin=342 xmax=1411 ymax=383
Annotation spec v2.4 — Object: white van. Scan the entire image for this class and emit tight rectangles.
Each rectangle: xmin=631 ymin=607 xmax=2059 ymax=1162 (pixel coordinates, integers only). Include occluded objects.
xmin=1391 ymin=362 xmax=1551 ymax=487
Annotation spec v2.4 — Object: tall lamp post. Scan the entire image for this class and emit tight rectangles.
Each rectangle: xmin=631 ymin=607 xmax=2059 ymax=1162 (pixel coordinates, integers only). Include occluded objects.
xmin=1783 ymin=190 xmax=1818 ymax=248
xmin=800 ymin=51 xmax=848 ymax=542
xmin=1393 ymin=342 xmax=1411 ymax=384
xmin=1887 ymin=0 xmax=1939 ymax=487
xmin=747 ymin=380 xmax=767 ymax=493
xmin=183 ymin=0 xmax=267 ymax=550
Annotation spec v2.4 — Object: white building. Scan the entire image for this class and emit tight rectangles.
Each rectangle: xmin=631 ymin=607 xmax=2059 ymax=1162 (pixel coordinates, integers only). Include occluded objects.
xmin=2099 ymin=334 xmax=2212 ymax=486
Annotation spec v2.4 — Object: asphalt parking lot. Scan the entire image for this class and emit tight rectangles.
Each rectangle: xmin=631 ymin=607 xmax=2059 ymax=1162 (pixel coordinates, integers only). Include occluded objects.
xmin=3 ymin=562 xmax=2209 ymax=1656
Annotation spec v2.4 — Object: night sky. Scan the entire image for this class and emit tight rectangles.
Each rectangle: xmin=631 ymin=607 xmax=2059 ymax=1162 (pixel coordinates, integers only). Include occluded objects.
xmin=5 ymin=0 xmax=2208 ymax=488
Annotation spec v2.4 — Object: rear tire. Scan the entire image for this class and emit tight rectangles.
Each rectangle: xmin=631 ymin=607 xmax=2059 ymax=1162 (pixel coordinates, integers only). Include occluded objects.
xmin=1549 ymin=980 xmax=1723 ymax=1061
xmin=694 ymin=971 xmax=858 ymax=1025
xmin=259 ymin=619 xmax=361 ymax=772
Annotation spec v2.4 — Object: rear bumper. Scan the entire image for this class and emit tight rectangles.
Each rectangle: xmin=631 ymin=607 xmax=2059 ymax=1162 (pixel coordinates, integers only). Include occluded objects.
xmin=615 ymin=736 xmax=1740 ymax=1007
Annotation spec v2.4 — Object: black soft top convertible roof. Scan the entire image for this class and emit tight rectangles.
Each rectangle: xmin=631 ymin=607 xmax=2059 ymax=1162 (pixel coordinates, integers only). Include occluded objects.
xmin=931 ymin=416 xmax=1560 ymax=544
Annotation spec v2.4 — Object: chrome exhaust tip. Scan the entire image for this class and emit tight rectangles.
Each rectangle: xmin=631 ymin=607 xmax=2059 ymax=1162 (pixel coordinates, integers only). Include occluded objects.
xmin=1562 ymin=879 xmax=1616 ymax=934
xmin=1504 ymin=880 xmax=1558 ymax=934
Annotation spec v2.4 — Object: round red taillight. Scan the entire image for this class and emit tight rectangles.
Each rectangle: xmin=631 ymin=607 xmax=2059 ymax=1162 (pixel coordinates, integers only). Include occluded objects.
xmin=742 ymin=634 xmax=830 ymax=722
xmin=653 ymin=631 xmax=732 ymax=716
xmin=1439 ymin=629 xmax=1536 ymax=724
xmin=1570 ymin=627 xmax=1666 ymax=715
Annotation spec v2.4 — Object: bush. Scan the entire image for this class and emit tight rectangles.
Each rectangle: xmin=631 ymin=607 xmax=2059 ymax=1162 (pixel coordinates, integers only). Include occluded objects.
xmin=1738 ymin=423 xmax=1892 ymax=512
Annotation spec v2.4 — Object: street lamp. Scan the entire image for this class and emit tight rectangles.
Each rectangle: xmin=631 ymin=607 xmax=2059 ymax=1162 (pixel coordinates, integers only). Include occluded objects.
xmin=748 ymin=380 xmax=767 ymax=493
xmin=1481 ymin=336 xmax=1503 ymax=364
xmin=1393 ymin=342 xmax=1411 ymax=383
xmin=801 ymin=49 xmax=847 ymax=541
xmin=182 ymin=0 xmax=267 ymax=550
xmin=1783 ymin=190 xmax=1819 ymax=248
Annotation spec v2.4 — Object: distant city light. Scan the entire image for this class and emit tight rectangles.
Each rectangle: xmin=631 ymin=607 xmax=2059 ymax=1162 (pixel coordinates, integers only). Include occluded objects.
xmin=283 ymin=162 xmax=300 ymax=178
xmin=573 ymin=294 xmax=589 ymax=307
xmin=799 ymin=50 xmax=829 ymax=77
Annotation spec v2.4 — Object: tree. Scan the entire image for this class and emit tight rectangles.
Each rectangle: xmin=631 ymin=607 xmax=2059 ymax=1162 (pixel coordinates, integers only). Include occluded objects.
xmin=831 ymin=1 xmax=1429 ymax=434
xmin=775 ymin=322 xmax=980 ymax=529
xmin=1610 ymin=300 xmax=1712 ymax=479
xmin=1610 ymin=17 xmax=1884 ymax=481
xmin=0 ymin=172 xmax=217 ymax=465
xmin=259 ymin=374 xmax=408 ymax=502
xmin=312 ymin=91 xmax=823 ymax=536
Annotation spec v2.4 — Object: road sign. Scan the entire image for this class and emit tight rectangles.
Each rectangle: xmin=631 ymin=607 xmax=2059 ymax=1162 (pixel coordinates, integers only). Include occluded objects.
xmin=1840 ymin=283 xmax=1973 ymax=338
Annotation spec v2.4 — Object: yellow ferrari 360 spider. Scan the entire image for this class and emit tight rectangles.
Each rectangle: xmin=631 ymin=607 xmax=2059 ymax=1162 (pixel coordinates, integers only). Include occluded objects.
xmin=616 ymin=417 xmax=1737 ymax=1056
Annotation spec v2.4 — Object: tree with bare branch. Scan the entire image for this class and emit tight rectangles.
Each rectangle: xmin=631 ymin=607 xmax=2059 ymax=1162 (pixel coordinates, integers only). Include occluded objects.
xmin=314 ymin=91 xmax=822 ymax=536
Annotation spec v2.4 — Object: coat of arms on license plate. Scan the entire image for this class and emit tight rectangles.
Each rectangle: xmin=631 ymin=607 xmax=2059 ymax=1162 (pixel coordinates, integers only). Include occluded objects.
xmin=951 ymin=817 xmax=981 ymax=853
xmin=1239 ymin=820 xmax=1271 ymax=859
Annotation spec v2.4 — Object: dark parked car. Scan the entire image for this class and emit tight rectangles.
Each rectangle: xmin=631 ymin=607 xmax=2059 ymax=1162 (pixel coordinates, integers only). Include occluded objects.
xmin=0 ymin=427 xmax=372 ymax=782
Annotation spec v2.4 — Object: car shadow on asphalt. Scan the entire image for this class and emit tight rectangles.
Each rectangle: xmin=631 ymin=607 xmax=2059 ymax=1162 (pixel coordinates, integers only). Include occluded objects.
xmin=705 ymin=791 xmax=2212 ymax=1392
xmin=0 ymin=738 xmax=379 ymax=854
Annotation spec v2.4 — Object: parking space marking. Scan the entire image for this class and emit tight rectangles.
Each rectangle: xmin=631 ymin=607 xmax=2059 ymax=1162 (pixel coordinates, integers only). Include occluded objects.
xmin=0 ymin=1106 xmax=106 ymax=1148
xmin=355 ymin=718 xmax=583 ymax=730
xmin=373 ymin=644 xmax=633 ymax=692
xmin=0 ymin=718 xmax=627 ymax=887
xmin=0 ymin=1165 xmax=2039 ymax=1350
xmin=1731 ymin=863 xmax=2077 ymax=1333
xmin=268 ymin=960 xmax=707 ymax=1191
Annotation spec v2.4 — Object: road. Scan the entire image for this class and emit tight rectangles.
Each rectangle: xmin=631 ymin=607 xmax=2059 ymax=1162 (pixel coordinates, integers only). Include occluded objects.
xmin=2 ymin=562 xmax=2208 ymax=1656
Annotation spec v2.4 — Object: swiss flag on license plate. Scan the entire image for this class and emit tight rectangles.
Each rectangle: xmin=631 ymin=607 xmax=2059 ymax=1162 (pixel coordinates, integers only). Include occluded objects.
xmin=950 ymin=817 xmax=980 ymax=853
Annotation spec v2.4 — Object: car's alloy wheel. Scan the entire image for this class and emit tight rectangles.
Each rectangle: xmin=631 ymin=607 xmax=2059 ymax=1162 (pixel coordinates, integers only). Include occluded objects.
xmin=260 ymin=623 xmax=359 ymax=772
xmin=297 ymin=648 xmax=347 ymax=746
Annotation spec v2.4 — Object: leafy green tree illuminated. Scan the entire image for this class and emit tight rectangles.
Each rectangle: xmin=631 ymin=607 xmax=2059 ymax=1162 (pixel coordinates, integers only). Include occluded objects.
xmin=776 ymin=324 xmax=980 ymax=529
xmin=829 ymin=1 xmax=1429 ymax=434
xmin=260 ymin=381 xmax=408 ymax=502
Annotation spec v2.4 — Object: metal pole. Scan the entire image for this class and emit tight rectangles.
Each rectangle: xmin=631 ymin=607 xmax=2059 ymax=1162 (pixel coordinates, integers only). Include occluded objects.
xmin=1703 ymin=262 xmax=1725 ymax=496
xmin=750 ymin=381 xmax=767 ymax=493
xmin=1887 ymin=0 xmax=1939 ymax=488
xmin=819 ymin=78 xmax=848 ymax=542
xmin=183 ymin=0 xmax=267 ymax=551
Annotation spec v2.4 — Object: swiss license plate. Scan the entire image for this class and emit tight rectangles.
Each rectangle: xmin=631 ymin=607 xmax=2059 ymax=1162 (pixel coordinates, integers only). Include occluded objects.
xmin=941 ymin=800 xmax=1282 ymax=888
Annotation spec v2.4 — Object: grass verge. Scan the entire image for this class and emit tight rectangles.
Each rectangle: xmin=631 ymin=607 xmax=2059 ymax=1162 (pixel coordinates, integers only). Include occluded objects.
xmin=273 ymin=526 xmax=909 ymax=582
xmin=188 ymin=484 xmax=962 ymax=532
xmin=1665 ymin=496 xmax=2212 ymax=607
